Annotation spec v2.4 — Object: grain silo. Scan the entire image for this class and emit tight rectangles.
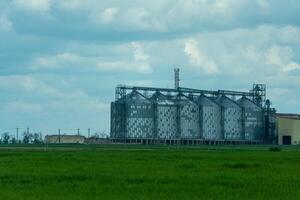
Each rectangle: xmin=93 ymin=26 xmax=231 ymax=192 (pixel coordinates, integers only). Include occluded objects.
xmin=215 ymin=95 xmax=243 ymax=140
xmin=237 ymin=96 xmax=264 ymax=140
xmin=110 ymin=101 xmax=126 ymax=139
xmin=125 ymin=91 xmax=154 ymax=138
xmin=197 ymin=94 xmax=222 ymax=140
xmin=151 ymin=92 xmax=178 ymax=139
xmin=111 ymin=75 xmax=275 ymax=144
xmin=176 ymin=94 xmax=200 ymax=139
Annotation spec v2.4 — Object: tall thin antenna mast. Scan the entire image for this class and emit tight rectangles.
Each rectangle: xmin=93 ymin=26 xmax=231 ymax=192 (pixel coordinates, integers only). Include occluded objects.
xmin=174 ymin=68 xmax=180 ymax=90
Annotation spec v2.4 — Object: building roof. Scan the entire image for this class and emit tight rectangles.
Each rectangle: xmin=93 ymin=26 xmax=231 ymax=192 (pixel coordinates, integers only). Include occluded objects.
xmin=276 ymin=113 xmax=300 ymax=120
xmin=45 ymin=135 xmax=85 ymax=138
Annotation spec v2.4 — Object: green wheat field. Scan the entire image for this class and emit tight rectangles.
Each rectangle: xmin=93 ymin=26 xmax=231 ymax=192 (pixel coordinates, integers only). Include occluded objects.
xmin=0 ymin=144 xmax=300 ymax=200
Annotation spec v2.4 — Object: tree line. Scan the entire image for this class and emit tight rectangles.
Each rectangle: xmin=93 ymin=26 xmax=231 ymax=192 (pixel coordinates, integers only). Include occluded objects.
xmin=0 ymin=131 xmax=43 ymax=144
xmin=0 ymin=131 xmax=109 ymax=144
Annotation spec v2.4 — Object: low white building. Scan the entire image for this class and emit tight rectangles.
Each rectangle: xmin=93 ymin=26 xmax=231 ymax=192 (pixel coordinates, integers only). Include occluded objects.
xmin=45 ymin=135 xmax=85 ymax=144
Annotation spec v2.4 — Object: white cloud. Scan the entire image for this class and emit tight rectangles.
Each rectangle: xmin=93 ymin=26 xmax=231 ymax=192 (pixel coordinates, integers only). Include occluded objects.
xmin=85 ymin=100 xmax=110 ymax=112
xmin=120 ymin=7 xmax=167 ymax=32
xmin=184 ymin=39 xmax=219 ymax=75
xmin=166 ymin=0 xmax=247 ymax=30
xmin=14 ymin=0 xmax=51 ymax=12
xmin=132 ymin=42 xmax=151 ymax=70
xmin=0 ymin=75 xmax=37 ymax=92
xmin=91 ymin=7 xmax=167 ymax=32
xmin=32 ymin=42 xmax=152 ymax=73
xmin=97 ymin=60 xmax=151 ymax=74
xmin=0 ymin=16 xmax=13 ymax=32
xmin=212 ymin=0 xmax=236 ymax=13
xmin=277 ymin=26 xmax=300 ymax=44
xmin=33 ymin=52 xmax=81 ymax=69
xmin=0 ymin=75 xmax=69 ymax=99
xmin=99 ymin=7 xmax=119 ymax=24
xmin=283 ymin=62 xmax=300 ymax=72
xmin=265 ymin=45 xmax=300 ymax=73
xmin=4 ymin=101 xmax=42 ymax=113
xmin=265 ymin=46 xmax=292 ymax=66
xmin=96 ymin=42 xmax=152 ymax=73
xmin=256 ymin=0 xmax=269 ymax=9
xmin=56 ymin=0 xmax=87 ymax=10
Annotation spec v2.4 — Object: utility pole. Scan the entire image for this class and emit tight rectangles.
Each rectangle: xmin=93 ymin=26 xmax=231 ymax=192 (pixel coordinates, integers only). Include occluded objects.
xmin=58 ymin=128 xmax=61 ymax=144
xmin=88 ymin=128 xmax=90 ymax=138
xmin=16 ymin=127 xmax=19 ymax=141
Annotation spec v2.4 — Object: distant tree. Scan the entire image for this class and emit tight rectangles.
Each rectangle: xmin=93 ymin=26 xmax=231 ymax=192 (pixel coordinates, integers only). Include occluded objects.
xmin=33 ymin=133 xmax=43 ymax=144
xmin=99 ymin=131 xmax=108 ymax=139
xmin=11 ymin=137 xmax=17 ymax=144
xmin=22 ymin=131 xmax=33 ymax=144
xmin=91 ymin=132 xmax=100 ymax=139
xmin=2 ymin=132 xmax=10 ymax=144
xmin=92 ymin=131 xmax=108 ymax=139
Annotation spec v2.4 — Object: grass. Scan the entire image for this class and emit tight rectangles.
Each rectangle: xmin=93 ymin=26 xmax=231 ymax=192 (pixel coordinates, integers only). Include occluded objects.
xmin=0 ymin=144 xmax=300 ymax=200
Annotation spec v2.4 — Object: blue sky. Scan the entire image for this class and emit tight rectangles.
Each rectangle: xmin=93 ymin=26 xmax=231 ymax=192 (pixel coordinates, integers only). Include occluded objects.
xmin=1 ymin=0 xmax=300 ymax=136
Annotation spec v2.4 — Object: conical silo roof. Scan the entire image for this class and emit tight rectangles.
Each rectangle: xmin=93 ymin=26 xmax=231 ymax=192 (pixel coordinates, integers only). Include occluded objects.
xmin=197 ymin=94 xmax=219 ymax=107
xmin=237 ymin=96 xmax=262 ymax=111
xmin=174 ymin=93 xmax=197 ymax=105
xmin=125 ymin=90 xmax=151 ymax=104
xmin=150 ymin=91 xmax=175 ymax=105
xmin=215 ymin=95 xmax=241 ymax=108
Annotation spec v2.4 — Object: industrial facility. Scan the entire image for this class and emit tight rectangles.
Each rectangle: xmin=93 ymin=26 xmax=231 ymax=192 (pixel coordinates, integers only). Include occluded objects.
xmin=111 ymin=69 xmax=277 ymax=144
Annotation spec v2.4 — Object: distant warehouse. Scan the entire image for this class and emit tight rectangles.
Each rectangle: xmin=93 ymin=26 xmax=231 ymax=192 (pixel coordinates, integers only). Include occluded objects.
xmin=277 ymin=113 xmax=300 ymax=145
xmin=45 ymin=135 xmax=85 ymax=144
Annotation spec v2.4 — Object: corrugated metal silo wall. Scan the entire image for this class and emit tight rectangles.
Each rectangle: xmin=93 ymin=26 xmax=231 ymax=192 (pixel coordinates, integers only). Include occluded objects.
xmin=219 ymin=97 xmax=243 ymax=140
xmin=155 ymin=103 xmax=178 ymax=139
xmin=201 ymin=105 xmax=222 ymax=140
xmin=198 ymin=96 xmax=222 ymax=140
xmin=110 ymin=102 xmax=116 ymax=138
xmin=126 ymin=94 xmax=154 ymax=138
xmin=241 ymin=99 xmax=264 ymax=140
xmin=110 ymin=102 xmax=126 ymax=139
xmin=179 ymin=100 xmax=200 ymax=139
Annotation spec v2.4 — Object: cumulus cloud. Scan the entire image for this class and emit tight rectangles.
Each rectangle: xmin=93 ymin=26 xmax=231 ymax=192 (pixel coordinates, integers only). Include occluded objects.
xmin=56 ymin=0 xmax=88 ymax=10
xmin=166 ymin=0 xmax=247 ymax=30
xmin=97 ymin=42 xmax=152 ymax=73
xmin=118 ymin=7 xmax=167 ymax=32
xmin=90 ymin=6 xmax=167 ymax=32
xmin=1 ymin=0 xmax=300 ymax=132
xmin=256 ymin=0 xmax=269 ymax=9
xmin=32 ymin=42 xmax=152 ymax=73
xmin=0 ymin=74 xmax=110 ymax=132
xmin=0 ymin=75 xmax=66 ymax=98
xmin=0 ymin=16 xmax=13 ymax=32
xmin=277 ymin=26 xmax=300 ymax=44
xmin=265 ymin=45 xmax=300 ymax=73
xmin=14 ymin=0 xmax=51 ymax=12
xmin=0 ymin=0 xmax=297 ymax=39
xmin=4 ymin=101 xmax=42 ymax=113
xmin=184 ymin=39 xmax=219 ymax=75
xmin=96 ymin=7 xmax=119 ymax=24
xmin=33 ymin=52 xmax=81 ymax=69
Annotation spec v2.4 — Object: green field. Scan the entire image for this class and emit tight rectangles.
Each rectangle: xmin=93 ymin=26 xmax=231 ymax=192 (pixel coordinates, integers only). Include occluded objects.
xmin=0 ymin=144 xmax=300 ymax=200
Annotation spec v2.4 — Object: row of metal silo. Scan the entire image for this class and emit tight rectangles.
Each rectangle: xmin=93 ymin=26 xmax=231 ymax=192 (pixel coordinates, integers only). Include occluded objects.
xmin=111 ymin=90 xmax=264 ymax=141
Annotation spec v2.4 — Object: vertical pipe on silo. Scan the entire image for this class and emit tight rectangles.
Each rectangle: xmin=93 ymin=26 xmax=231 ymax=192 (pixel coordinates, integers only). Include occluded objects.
xmin=241 ymin=107 xmax=246 ymax=140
